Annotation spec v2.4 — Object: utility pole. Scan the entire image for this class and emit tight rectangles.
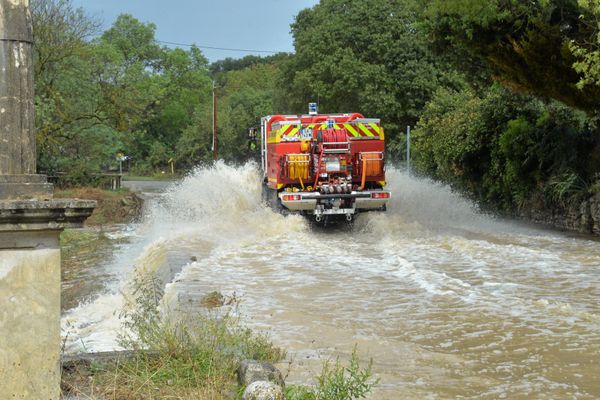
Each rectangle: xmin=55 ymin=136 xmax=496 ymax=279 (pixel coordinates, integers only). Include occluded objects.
xmin=212 ymin=80 xmax=217 ymax=161
xmin=406 ymin=125 xmax=411 ymax=176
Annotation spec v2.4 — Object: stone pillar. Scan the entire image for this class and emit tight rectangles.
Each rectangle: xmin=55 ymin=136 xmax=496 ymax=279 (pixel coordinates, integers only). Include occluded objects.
xmin=0 ymin=0 xmax=52 ymax=199
xmin=0 ymin=0 xmax=35 ymax=175
xmin=0 ymin=1 xmax=95 ymax=399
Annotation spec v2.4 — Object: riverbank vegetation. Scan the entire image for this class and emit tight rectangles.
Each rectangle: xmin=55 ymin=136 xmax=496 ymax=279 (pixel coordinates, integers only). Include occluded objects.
xmin=34 ymin=0 xmax=600 ymax=228
xmin=61 ymin=272 xmax=377 ymax=399
xmin=61 ymin=276 xmax=283 ymax=399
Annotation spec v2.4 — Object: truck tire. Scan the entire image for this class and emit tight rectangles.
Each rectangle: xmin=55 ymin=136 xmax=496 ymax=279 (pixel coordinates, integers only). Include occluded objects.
xmin=262 ymin=184 xmax=289 ymax=215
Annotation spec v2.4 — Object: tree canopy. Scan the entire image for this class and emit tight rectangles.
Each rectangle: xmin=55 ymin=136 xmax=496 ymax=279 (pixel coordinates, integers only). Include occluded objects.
xmin=279 ymin=0 xmax=464 ymax=154
xmin=422 ymin=0 xmax=600 ymax=112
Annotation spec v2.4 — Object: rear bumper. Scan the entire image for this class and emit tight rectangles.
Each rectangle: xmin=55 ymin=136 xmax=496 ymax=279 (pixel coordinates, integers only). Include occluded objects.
xmin=279 ymin=191 xmax=390 ymax=215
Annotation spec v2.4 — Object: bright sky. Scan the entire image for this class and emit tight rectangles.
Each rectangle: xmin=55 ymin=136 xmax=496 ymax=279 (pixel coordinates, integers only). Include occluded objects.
xmin=71 ymin=0 xmax=319 ymax=62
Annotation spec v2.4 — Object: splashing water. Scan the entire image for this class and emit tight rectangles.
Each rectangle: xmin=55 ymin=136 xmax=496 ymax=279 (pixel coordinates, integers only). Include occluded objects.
xmin=62 ymin=162 xmax=600 ymax=399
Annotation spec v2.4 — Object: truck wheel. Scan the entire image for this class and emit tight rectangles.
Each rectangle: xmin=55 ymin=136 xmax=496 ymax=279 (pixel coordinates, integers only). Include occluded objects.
xmin=261 ymin=182 xmax=269 ymax=205
xmin=275 ymin=195 xmax=290 ymax=215
xmin=262 ymin=185 xmax=289 ymax=215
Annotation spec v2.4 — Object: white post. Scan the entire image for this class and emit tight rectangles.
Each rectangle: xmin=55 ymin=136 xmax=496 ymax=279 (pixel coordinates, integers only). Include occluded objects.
xmin=406 ymin=125 xmax=411 ymax=176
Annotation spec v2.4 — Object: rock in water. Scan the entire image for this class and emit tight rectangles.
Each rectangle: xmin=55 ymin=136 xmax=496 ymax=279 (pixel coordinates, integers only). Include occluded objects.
xmin=242 ymin=381 xmax=284 ymax=400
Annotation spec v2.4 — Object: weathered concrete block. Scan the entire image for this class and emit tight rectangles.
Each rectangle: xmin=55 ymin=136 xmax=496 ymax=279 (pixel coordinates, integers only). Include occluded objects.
xmin=0 ymin=182 xmax=54 ymax=200
xmin=238 ymin=359 xmax=284 ymax=387
xmin=0 ymin=0 xmax=33 ymax=42
xmin=242 ymin=380 xmax=285 ymax=400
xmin=0 ymin=2 xmax=96 ymax=400
xmin=0 ymin=175 xmax=53 ymax=200
xmin=0 ymin=248 xmax=61 ymax=400
xmin=0 ymin=199 xmax=97 ymax=233
xmin=0 ymin=175 xmax=48 ymax=183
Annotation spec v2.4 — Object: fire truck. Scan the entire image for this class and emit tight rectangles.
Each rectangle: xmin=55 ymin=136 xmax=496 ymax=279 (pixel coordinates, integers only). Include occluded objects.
xmin=261 ymin=104 xmax=391 ymax=223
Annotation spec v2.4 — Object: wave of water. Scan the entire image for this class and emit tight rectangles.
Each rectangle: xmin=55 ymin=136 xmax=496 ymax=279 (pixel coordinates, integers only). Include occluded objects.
xmin=62 ymin=162 xmax=303 ymax=352
xmin=61 ymin=162 xmax=600 ymax=398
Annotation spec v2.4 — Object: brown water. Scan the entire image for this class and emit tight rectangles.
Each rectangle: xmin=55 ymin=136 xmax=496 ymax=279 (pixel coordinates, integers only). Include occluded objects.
xmin=61 ymin=227 xmax=134 ymax=311
xmin=62 ymin=163 xmax=600 ymax=399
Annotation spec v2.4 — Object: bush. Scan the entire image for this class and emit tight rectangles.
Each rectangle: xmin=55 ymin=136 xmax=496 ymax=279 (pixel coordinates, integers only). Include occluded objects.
xmin=413 ymin=83 xmax=599 ymax=212
xmin=128 ymin=161 xmax=154 ymax=177
xmin=59 ymin=159 xmax=101 ymax=188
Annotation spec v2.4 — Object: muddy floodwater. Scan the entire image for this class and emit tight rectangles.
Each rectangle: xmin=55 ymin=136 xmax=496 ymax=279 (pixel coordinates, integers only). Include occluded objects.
xmin=62 ymin=163 xmax=600 ymax=399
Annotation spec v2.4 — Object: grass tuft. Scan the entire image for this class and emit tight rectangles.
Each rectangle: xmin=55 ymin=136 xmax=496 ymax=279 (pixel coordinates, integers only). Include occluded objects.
xmin=545 ymin=172 xmax=590 ymax=207
xmin=285 ymin=346 xmax=378 ymax=400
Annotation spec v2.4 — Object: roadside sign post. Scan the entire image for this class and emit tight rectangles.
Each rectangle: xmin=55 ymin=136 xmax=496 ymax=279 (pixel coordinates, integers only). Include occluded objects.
xmin=116 ymin=153 xmax=128 ymax=175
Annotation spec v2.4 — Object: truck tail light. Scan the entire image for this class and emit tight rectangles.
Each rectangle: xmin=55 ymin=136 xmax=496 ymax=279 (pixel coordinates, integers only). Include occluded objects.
xmin=282 ymin=194 xmax=302 ymax=201
xmin=371 ymin=192 xmax=390 ymax=199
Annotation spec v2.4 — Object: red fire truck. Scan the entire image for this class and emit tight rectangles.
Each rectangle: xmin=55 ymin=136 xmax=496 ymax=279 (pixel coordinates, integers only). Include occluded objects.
xmin=261 ymin=104 xmax=391 ymax=223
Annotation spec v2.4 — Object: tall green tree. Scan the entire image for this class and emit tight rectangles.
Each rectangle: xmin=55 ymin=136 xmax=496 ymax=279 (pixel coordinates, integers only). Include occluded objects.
xmin=282 ymin=0 xmax=462 ymax=156
xmin=31 ymin=0 xmax=107 ymax=173
xmin=32 ymin=2 xmax=216 ymax=178
xmin=218 ymin=63 xmax=281 ymax=162
xmin=422 ymin=0 xmax=600 ymax=112
xmin=571 ymin=0 xmax=600 ymax=89
xmin=93 ymin=15 xmax=213 ymax=173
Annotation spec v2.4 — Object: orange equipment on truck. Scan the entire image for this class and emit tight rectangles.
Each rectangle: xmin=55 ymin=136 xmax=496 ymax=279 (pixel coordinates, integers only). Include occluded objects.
xmin=261 ymin=103 xmax=391 ymax=223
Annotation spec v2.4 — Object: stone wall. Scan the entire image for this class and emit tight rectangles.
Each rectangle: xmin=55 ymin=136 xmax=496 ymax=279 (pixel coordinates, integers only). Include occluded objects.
xmin=590 ymin=193 xmax=600 ymax=235
xmin=520 ymin=193 xmax=600 ymax=235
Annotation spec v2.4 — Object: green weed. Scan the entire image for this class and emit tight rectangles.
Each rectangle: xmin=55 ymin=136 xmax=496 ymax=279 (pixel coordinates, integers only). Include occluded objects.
xmin=545 ymin=172 xmax=590 ymax=207
xmin=285 ymin=346 xmax=378 ymax=400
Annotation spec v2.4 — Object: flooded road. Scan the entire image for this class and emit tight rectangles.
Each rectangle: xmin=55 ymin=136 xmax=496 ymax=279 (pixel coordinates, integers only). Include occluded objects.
xmin=62 ymin=163 xmax=600 ymax=399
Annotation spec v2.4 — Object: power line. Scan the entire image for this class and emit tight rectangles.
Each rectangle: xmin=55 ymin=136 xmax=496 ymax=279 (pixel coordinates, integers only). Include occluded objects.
xmin=156 ymin=40 xmax=281 ymax=54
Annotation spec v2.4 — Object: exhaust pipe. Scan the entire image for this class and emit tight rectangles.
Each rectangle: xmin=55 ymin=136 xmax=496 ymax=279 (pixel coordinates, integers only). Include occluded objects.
xmin=315 ymin=214 xmax=323 ymax=223
xmin=346 ymin=214 xmax=353 ymax=222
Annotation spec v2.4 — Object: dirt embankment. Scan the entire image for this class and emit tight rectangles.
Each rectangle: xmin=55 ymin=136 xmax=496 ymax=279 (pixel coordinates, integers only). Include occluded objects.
xmin=54 ymin=187 xmax=143 ymax=225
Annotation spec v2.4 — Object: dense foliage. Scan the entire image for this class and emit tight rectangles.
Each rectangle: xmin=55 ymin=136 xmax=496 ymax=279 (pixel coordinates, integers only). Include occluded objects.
xmin=32 ymin=0 xmax=277 ymax=177
xmin=413 ymin=85 xmax=599 ymax=210
xmin=421 ymin=0 xmax=600 ymax=112
xmin=32 ymin=0 xmax=600 ymax=216
xmin=280 ymin=0 xmax=464 ymax=156
xmin=413 ymin=0 xmax=600 ymax=213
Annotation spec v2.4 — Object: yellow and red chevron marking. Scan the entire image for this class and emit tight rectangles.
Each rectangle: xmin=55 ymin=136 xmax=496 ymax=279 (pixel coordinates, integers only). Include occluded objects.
xmin=278 ymin=125 xmax=301 ymax=137
xmin=276 ymin=123 xmax=383 ymax=140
